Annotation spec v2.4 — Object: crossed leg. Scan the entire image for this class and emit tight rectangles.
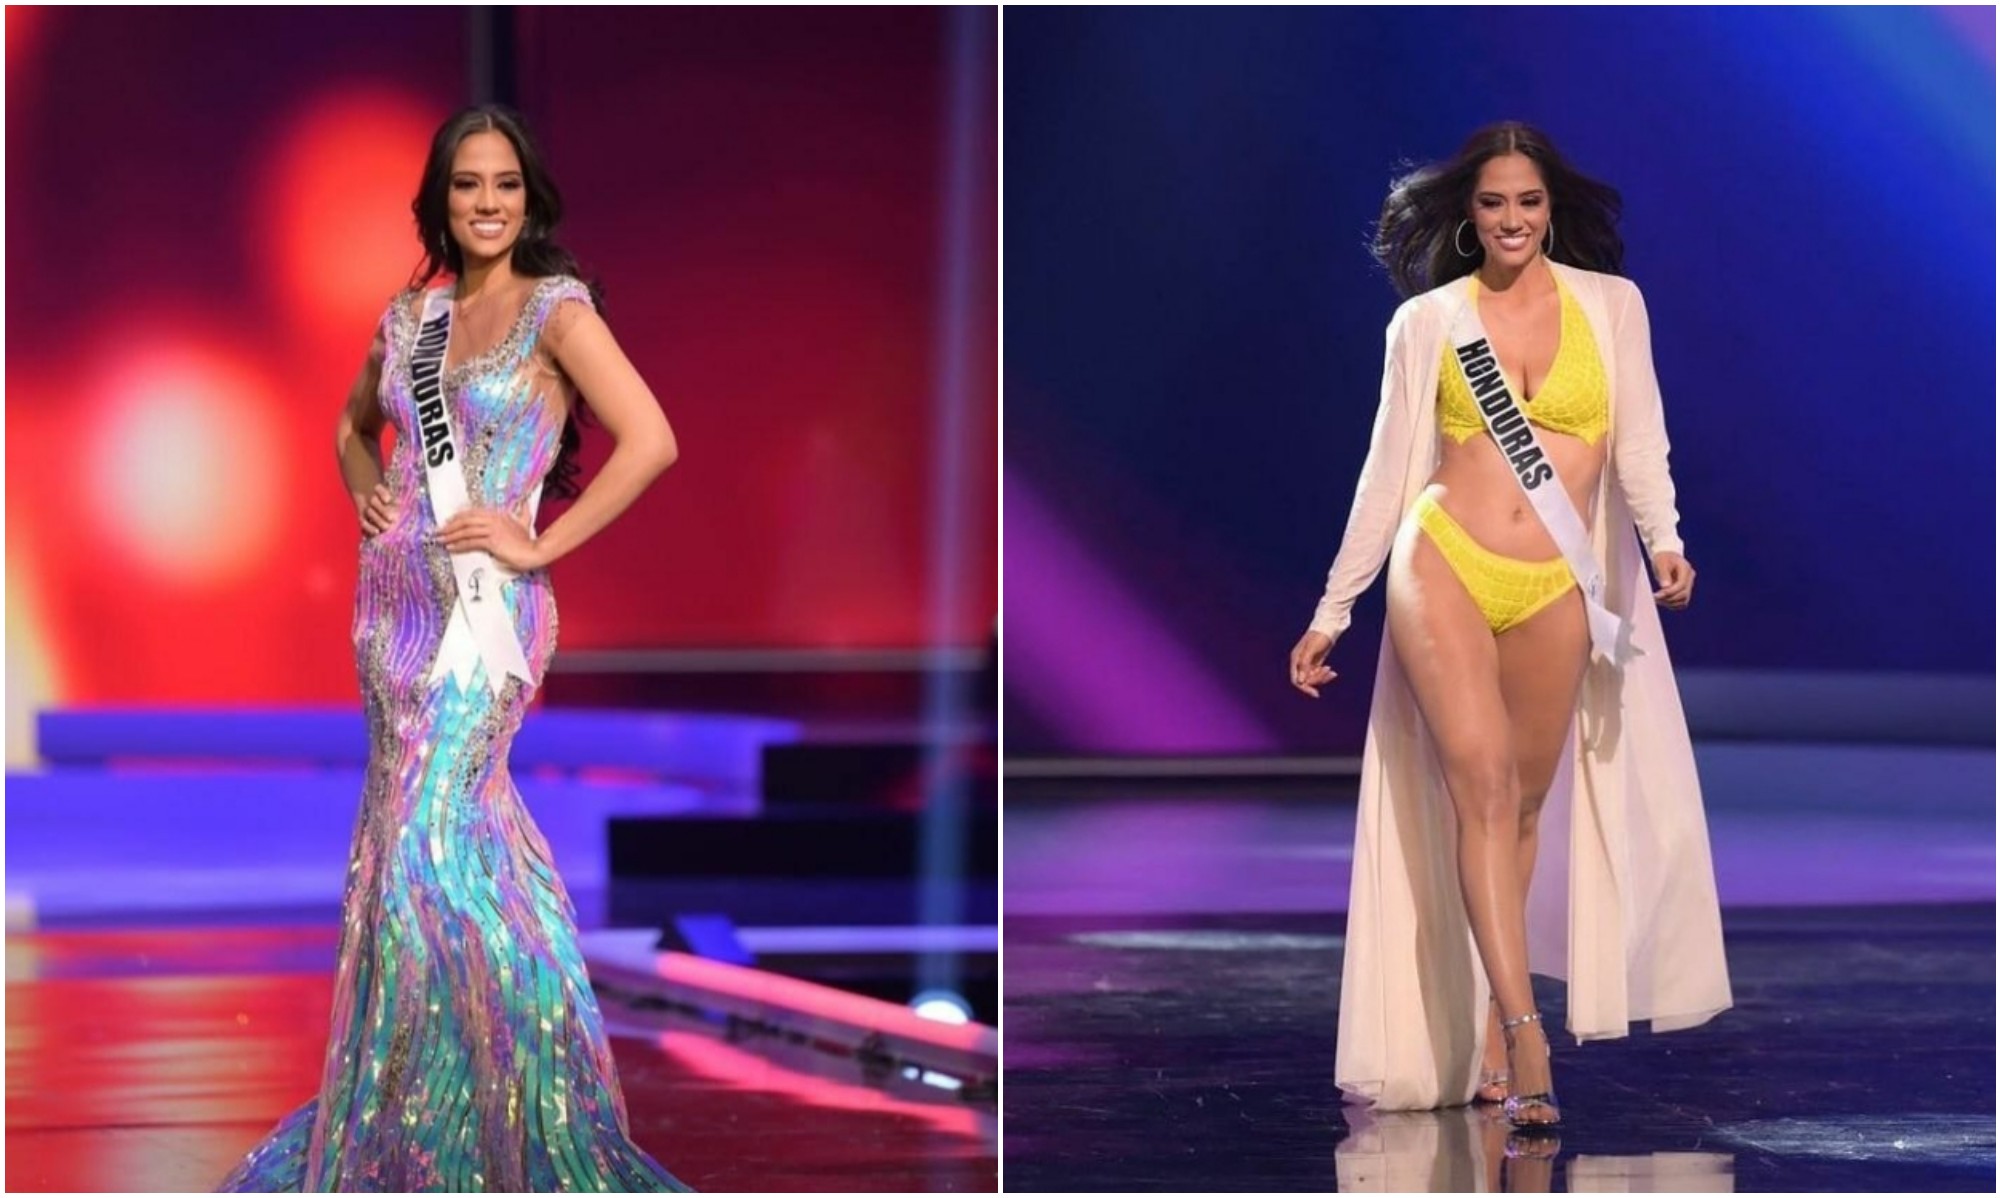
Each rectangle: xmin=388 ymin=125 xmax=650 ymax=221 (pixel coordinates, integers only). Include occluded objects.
xmin=1385 ymin=521 xmax=1589 ymax=1118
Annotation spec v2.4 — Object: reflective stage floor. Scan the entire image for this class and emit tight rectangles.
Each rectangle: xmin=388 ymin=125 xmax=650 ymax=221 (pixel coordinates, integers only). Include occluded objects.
xmin=1004 ymin=904 xmax=1994 ymax=1193
xmin=6 ymin=927 xmax=997 ymax=1193
xmin=1002 ymin=768 xmax=1996 ymax=1193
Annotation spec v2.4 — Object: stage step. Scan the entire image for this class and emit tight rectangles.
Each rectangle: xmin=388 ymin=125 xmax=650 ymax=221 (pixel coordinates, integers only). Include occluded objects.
xmin=542 ymin=647 xmax=995 ymax=723
xmin=5 ymin=765 xmax=752 ymax=926
xmin=761 ymin=718 xmax=997 ymax=806
xmin=35 ymin=707 xmax=800 ymax=789
xmin=608 ymin=807 xmax=998 ymax=930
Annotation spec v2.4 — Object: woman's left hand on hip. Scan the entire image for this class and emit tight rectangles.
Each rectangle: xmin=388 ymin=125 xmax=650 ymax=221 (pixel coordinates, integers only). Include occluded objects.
xmin=437 ymin=508 xmax=546 ymax=572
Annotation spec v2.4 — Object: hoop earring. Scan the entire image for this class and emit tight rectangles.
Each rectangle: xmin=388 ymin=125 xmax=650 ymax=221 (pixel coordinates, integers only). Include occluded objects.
xmin=1543 ymin=219 xmax=1555 ymax=256
xmin=1454 ymin=220 xmax=1478 ymax=258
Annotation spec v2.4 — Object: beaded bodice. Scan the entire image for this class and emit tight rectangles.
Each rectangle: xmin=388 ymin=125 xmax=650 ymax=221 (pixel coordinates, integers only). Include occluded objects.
xmin=377 ymin=274 xmax=592 ymax=528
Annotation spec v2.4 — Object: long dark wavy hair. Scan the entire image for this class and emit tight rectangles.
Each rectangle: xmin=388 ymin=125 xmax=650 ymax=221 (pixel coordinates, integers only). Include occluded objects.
xmin=409 ymin=104 xmax=597 ymax=500
xmin=1371 ymin=121 xmax=1625 ymax=300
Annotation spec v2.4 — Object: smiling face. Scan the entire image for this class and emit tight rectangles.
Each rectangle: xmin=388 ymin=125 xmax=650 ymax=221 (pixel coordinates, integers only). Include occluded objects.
xmin=445 ymin=129 xmax=528 ymax=267
xmin=1467 ymin=152 xmax=1549 ymax=267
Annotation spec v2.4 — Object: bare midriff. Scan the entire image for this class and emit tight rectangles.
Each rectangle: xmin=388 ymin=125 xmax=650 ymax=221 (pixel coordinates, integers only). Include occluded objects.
xmin=1421 ymin=428 xmax=1603 ymax=561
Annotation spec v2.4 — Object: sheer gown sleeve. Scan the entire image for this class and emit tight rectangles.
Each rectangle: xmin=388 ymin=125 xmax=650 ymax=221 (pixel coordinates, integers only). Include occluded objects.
xmin=1309 ymin=299 xmax=1424 ymax=641
xmin=1608 ymin=280 xmax=1684 ymax=559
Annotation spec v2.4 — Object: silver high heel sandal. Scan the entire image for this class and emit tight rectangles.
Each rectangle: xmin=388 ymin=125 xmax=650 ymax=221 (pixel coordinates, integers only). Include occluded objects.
xmin=1476 ymin=997 xmax=1510 ymax=1103
xmin=1499 ymin=1010 xmax=1561 ymax=1130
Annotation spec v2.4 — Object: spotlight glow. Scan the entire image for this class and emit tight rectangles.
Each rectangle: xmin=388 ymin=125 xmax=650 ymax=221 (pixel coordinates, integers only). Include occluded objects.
xmin=260 ymin=88 xmax=438 ymax=334
xmin=84 ymin=345 xmax=284 ymax=585
xmin=910 ymin=990 xmax=972 ymax=1025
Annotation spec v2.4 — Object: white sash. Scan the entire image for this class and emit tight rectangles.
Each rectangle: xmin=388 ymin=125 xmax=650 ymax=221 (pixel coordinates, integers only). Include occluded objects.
xmin=1449 ymin=291 xmax=1638 ymax=667
xmin=410 ymin=288 xmax=535 ymax=695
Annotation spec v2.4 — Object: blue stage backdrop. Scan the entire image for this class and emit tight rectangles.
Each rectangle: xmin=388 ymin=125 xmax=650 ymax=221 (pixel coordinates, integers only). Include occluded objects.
xmin=1003 ymin=6 xmax=1996 ymax=757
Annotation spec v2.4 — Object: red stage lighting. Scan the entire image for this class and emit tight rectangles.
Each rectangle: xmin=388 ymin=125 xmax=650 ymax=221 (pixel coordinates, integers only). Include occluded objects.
xmin=81 ymin=339 xmax=287 ymax=587
xmin=255 ymin=87 xmax=438 ymax=337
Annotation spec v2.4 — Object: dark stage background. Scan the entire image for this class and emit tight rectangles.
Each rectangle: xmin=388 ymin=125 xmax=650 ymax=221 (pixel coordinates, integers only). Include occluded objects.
xmin=7 ymin=5 xmax=998 ymax=723
xmin=1003 ymin=6 xmax=1995 ymax=756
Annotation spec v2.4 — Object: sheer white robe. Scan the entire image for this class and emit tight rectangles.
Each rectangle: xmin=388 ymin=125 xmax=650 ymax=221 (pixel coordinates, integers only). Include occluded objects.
xmin=1309 ymin=260 xmax=1732 ymax=1111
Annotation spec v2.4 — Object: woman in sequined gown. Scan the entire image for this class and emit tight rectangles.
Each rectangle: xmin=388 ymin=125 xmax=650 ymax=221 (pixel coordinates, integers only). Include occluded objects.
xmin=220 ymin=106 xmax=688 ymax=1192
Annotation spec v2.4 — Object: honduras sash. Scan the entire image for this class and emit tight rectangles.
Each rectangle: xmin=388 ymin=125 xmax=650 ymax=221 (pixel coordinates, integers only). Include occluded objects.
xmin=1449 ymin=290 xmax=1638 ymax=667
xmin=409 ymin=288 xmax=536 ymax=695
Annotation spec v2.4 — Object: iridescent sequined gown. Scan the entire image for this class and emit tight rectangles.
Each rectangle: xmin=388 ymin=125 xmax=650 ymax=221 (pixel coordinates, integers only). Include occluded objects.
xmin=221 ymin=276 xmax=688 ymax=1192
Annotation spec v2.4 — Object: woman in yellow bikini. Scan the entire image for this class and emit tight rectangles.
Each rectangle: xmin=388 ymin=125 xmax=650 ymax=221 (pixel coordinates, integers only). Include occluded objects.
xmin=1289 ymin=122 xmax=1731 ymax=1132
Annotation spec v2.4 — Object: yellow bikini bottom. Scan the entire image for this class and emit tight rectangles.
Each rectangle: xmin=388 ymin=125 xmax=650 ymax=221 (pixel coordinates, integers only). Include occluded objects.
xmin=1412 ymin=494 xmax=1576 ymax=634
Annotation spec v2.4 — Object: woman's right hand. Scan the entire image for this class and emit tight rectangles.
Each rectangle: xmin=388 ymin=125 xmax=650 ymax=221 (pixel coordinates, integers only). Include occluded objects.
xmin=1289 ymin=630 xmax=1337 ymax=698
xmin=358 ymin=483 xmax=400 ymax=538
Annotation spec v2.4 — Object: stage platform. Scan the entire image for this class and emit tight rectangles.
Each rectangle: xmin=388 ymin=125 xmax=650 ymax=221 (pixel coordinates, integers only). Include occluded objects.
xmin=1002 ymin=741 xmax=1996 ymax=1193
xmin=1003 ymin=903 xmax=1993 ymax=1193
xmin=5 ymin=926 xmax=997 ymax=1193
xmin=6 ymin=701 xmax=998 ymax=1191
xmin=6 ymin=706 xmax=793 ymax=928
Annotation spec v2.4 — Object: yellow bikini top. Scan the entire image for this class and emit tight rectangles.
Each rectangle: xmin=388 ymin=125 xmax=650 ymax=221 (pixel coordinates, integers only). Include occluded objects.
xmin=1438 ymin=274 xmax=1609 ymax=446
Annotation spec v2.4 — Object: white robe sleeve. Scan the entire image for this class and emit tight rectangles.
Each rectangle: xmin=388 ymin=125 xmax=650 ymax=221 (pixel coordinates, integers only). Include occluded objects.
xmin=1309 ymin=301 xmax=1423 ymax=640
xmin=1609 ymin=280 xmax=1685 ymax=559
